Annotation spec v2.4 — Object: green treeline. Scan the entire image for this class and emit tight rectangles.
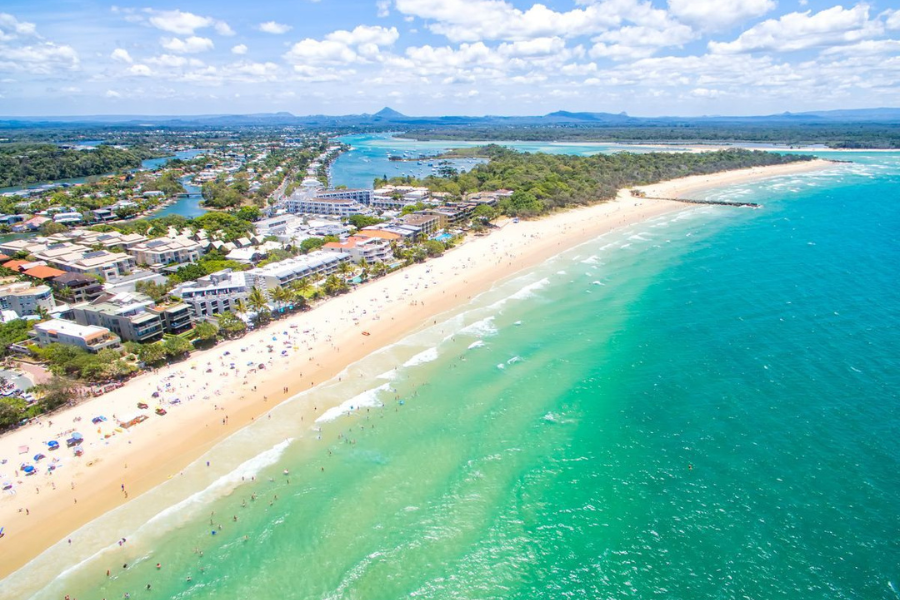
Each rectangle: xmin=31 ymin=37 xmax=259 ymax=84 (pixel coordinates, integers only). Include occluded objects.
xmin=0 ymin=143 xmax=146 ymax=187
xmin=377 ymin=146 xmax=814 ymax=217
xmin=401 ymin=124 xmax=900 ymax=149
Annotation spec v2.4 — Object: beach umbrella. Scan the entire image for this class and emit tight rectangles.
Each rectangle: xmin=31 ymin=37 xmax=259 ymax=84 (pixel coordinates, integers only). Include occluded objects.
xmin=73 ymin=446 xmax=84 ymax=456
xmin=22 ymin=465 xmax=35 ymax=474
xmin=2 ymin=481 xmax=12 ymax=491
xmin=71 ymin=432 xmax=84 ymax=441
xmin=33 ymin=453 xmax=45 ymax=462
xmin=91 ymin=416 xmax=106 ymax=424
xmin=47 ymin=440 xmax=59 ymax=450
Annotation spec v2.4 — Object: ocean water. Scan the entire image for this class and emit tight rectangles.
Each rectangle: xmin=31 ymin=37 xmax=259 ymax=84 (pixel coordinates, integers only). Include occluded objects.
xmin=5 ymin=152 xmax=900 ymax=600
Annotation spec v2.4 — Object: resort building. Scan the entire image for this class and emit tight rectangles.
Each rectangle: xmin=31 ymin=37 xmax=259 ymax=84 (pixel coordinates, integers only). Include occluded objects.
xmin=0 ymin=282 xmax=55 ymax=317
xmin=32 ymin=319 xmax=119 ymax=352
xmin=128 ymin=237 xmax=203 ymax=268
xmin=322 ymin=237 xmax=393 ymax=264
xmin=245 ymin=251 xmax=350 ymax=291
xmin=69 ymin=292 xmax=165 ymax=343
xmin=171 ymin=269 xmax=251 ymax=319
xmin=51 ymin=272 xmax=105 ymax=303
xmin=315 ymin=188 xmax=373 ymax=205
xmin=284 ymin=196 xmax=365 ymax=217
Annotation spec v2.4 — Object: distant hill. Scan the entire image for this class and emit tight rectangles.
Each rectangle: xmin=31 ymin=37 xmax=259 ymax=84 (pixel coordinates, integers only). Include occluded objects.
xmin=1 ymin=106 xmax=898 ymax=130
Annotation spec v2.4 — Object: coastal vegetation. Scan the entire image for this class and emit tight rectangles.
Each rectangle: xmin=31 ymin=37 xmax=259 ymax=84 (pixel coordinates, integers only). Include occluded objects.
xmin=0 ymin=143 xmax=149 ymax=187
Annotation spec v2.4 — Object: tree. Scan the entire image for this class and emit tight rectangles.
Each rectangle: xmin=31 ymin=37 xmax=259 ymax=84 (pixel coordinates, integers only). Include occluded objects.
xmin=337 ymin=261 xmax=353 ymax=277
xmin=323 ymin=274 xmax=348 ymax=296
xmin=300 ymin=238 xmax=326 ymax=254
xmin=193 ymin=320 xmax=219 ymax=343
xmin=270 ymin=286 xmax=291 ymax=312
xmin=247 ymin=286 xmax=270 ymax=324
xmin=162 ymin=335 xmax=192 ymax=359
xmin=473 ymin=204 xmax=497 ymax=222
xmin=35 ymin=375 xmax=78 ymax=412
xmin=217 ymin=311 xmax=247 ymax=337
xmin=422 ymin=240 xmax=445 ymax=257
xmin=137 ymin=342 xmax=167 ymax=366
xmin=40 ymin=221 xmax=68 ymax=235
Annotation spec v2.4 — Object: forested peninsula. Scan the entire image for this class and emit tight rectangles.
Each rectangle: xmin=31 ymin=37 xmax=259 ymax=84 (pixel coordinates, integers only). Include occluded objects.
xmin=376 ymin=146 xmax=816 ymax=217
xmin=0 ymin=144 xmax=146 ymax=187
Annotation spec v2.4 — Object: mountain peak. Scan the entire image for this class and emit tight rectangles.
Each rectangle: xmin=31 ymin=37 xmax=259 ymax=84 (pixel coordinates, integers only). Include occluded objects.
xmin=373 ymin=107 xmax=406 ymax=118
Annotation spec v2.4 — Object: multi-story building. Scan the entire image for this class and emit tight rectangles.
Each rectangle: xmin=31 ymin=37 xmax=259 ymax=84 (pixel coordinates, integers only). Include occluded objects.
xmin=16 ymin=241 xmax=137 ymax=280
xmin=0 ymin=282 xmax=55 ymax=317
xmin=284 ymin=196 xmax=365 ymax=217
xmin=149 ymin=303 xmax=194 ymax=335
xmin=69 ymin=292 xmax=164 ymax=343
xmin=400 ymin=214 xmax=441 ymax=238
xmin=315 ymin=189 xmax=373 ymax=205
xmin=323 ymin=237 xmax=393 ymax=264
xmin=245 ymin=251 xmax=350 ymax=291
xmin=128 ymin=237 xmax=203 ymax=268
xmin=51 ymin=272 xmax=105 ymax=303
xmin=32 ymin=319 xmax=119 ymax=352
xmin=171 ymin=269 xmax=251 ymax=319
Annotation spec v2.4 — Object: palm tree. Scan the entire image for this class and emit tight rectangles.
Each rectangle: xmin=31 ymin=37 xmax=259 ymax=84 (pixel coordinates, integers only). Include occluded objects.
xmin=247 ymin=286 xmax=269 ymax=324
xmin=372 ymin=261 xmax=388 ymax=278
xmin=337 ymin=260 xmax=353 ymax=279
xmin=271 ymin=286 xmax=291 ymax=313
xmin=232 ymin=298 xmax=247 ymax=320
xmin=291 ymin=277 xmax=312 ymax=297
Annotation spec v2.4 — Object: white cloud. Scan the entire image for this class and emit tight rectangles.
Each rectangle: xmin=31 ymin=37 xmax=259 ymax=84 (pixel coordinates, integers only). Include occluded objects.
xmin=111 ymin=48 xmax=134 ymax=63
xmin=285 ymin=39 xmax=359 ymax=64
xmin=232 ymin=44 xmax=248 ymax=55
xmin=0 ymin=42 xmax=79 ymax=74
xmin=377 ymin=0 xmax=392 ymax=18
xmin=885 ymin=9 xmax=900 ymax=30
xmin=215 ymin=22 xmax=235 ymax=36
xmin=820 ymin=38 xmax=900 ymax=55
xmin=0 ymin=13 xmax=37 ymax=41
xmin=105 ymin=89 xmax=122 ymax=98
xmin=284 ymin=26 xmax=399 ymax=66
xmin=259 ymin=21 xmax=292 ymax=35
xmin=710 ymin=4 xmax=882 ymax=54
xmin=668 ymin=0 xmax=775 ymax=31
xmin=128 ymin=64 xmax=153 ymax=76
xmin=326 ymin=25 xmax=399 ymax=46
xmin=61 ymin=86 xmax=81 ymax=93
xmin=162 ymin=36 xmax=215 ymax=53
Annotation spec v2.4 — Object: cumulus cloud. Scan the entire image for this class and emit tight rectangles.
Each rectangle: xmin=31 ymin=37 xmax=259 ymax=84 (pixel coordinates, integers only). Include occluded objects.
xmin=284 ymin=25 xmax=398 ymax=65
xmin=709 ymin=4 xmax=882 ymax=54
xmin=0 ymin=13 xmax=37 ymax=41
xmin=232 ymin=44 xmax=248 ymax=55
xmin=162 ymin=36 xmax=215 ymax=53
xmin=667 ymin=0 xmax=775 ymax=31
xmin=0 ymin=42 xmax=79 ymax=73
xmin=259 ymin=21 xmax=292 ymax=34
xmin=105 ymin=89 xmax=122 ymax=98
xmin=145 ymin=9 xmax=232 ymax=37
xmin=111 ymin=48 xmax=134 ymax=63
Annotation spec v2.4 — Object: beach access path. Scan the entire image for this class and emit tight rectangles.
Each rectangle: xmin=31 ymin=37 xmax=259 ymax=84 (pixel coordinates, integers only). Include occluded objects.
xmin=0 ymin=158 xmax=834 ymax=579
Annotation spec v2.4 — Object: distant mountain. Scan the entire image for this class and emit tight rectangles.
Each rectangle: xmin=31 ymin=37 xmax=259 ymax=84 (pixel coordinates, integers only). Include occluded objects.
xmin=1 ymin=107 xmax=898 ymax=130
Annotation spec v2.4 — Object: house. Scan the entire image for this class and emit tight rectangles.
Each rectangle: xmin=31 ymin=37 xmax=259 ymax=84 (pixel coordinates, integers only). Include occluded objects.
xmin=171 ymin=269 xmax=251 ymax=319
xmin=1 ymin=260 xmax=30 ymax=273
xmin=53 ymin=212 xmax=83 ymax=225
xmin=0 ymin=282 xmax=55 ymax=317
xmin=354 ymin=229 xmax=403 ymax=243
xmin=12 ymin=216 xmax=50 ymax=232
xmin=323 ymin=237 xmax=393 ymax=264
xmin=32 ymin=319 xmax=119 ymax=352
xmin=23 ymin=265 xmax=66 ymax=280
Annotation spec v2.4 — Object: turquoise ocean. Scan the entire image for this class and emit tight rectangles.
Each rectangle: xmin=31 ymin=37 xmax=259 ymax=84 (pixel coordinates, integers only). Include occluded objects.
xmin=4 ymin=142 xmax=899 ymax=600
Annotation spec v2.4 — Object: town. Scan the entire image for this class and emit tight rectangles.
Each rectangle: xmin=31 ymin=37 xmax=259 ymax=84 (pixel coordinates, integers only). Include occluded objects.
xmin=0 ymin=131 xmax=506 ymax=429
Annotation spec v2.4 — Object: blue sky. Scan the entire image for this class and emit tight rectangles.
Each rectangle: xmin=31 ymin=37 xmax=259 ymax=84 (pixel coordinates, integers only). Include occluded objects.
xmin=0 ymin=0 xmax=898 ymax=116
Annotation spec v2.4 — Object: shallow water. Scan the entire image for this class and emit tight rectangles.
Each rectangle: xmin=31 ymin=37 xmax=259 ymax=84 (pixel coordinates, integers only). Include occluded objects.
xmin=5 ymin=151 xmax=900 ymax=600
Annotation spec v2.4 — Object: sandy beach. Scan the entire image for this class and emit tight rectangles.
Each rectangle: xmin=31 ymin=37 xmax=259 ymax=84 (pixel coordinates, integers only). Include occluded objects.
xmin=0 ymin=158 xmax=835 ymax=579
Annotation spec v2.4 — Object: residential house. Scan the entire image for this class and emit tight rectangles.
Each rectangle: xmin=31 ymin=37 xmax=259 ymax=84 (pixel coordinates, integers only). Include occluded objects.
xmin=32 ymin=319 xmax=119 ymax=352
xmin=52 ymin=272 xmax=104 ymax=303
xmin=69 ymin=292 xmax=164 ymax=343
xmin=0 ymin=282 xmax=55 ymax=317
xmin=323 ymin=236 xmax=393 ymax=264
xmin=171 ymin=269 xmax=251 ymax=319
xmin=128 ymin=237 xmax=203 ymax=268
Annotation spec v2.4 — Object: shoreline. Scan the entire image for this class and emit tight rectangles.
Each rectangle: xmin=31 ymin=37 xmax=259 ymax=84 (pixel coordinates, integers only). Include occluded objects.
xmin=0 ymin=158 xmax=836 ymax=581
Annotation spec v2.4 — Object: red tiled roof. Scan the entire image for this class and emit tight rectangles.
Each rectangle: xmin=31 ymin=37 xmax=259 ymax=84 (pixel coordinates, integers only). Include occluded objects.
xmin=0 ymin=254 xmax=10 ymax=262
xmin=24 ymin=265 xmax=66 ymax=279
xmin=2 ymin=260 xmax=29 ymax=272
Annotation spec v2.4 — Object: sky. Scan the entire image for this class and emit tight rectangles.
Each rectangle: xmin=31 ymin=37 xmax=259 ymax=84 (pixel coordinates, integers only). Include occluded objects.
xmin=0 ymin=0 xmax=899 ymax=117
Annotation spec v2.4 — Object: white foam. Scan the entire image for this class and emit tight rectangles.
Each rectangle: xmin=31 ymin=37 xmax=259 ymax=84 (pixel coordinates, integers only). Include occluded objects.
xmin=507 ymin=277 xmax=549 ymax=301
xmin=317 ymin=384 xmax=389 ymax=423
xmin=402 ymin=347 xmax=439 ymax=367
xmin=138 ymin=438 xmax=293 ymax=533
xmin=496 ymin=363 xmax=506 ymax=370
xmin=458 ymin=316 xmax=498 ymax=338
xmin=468 ymin=340 xmax=486 ymax=350
xmin=592 ymin=281 xmax=604 ymax=286
xmin=507 ymin=356 xmax=523 ymax=365
xmin=580 ymin=255 xmax=599 ymax=264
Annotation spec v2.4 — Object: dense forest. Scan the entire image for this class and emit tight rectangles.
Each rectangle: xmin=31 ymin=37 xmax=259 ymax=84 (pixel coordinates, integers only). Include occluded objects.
xmin=376 ymin=146 xmax=815 ymax=217
xmin=400 ymin=123 xmax=900 ymax=149
xmin=0 ymin=143 xmax=146 ymax=187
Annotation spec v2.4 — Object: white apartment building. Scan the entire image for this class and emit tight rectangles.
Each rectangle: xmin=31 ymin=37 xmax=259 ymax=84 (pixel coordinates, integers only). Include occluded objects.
xmin=322 ymin=237 xmax=393 ymax=264
xmin=284 ymin=196 xmax=365 ymax=217
xmin=128 ymin=237 xmax=203 ymax=268
xmin=32 ymin=319 xmax=119 ymax=352
xmin=0 ymin=282 xmax=55 ymax=317
xmin=245 ymin=251 xmax=349 ymax=291
xmin=171 ymin=269 xmax=251 ymax=319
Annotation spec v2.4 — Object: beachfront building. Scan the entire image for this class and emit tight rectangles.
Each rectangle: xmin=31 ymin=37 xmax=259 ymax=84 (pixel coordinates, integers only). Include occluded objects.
xmin=32 ymin=319 xmax=119 ymax=352
xmin=171 ymin=269 xmax=251 ymax=319
xmin=128 ymin=237 xmax=203 ymax=268
xmin=51 ymin=272 xmax=105 ymax=303
xmin=284 ymin=196 xmax=365 ymax=217
xmin=0 ymin=282 xmax=55 ymax=317
xmin=322 ymin=237 xmax=393 ymax=264
xmin=245 ymin=251 xmax=349 ymax=291
xmin=423 ymin=203 xmax=477 ymax=228
xmin=315 ymin=189 xmax=373 ymax=205
xmin=149 ymin=302 xmax=194 ymax=335
xmin=69 ymin=292 xmax=164 ymax=343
